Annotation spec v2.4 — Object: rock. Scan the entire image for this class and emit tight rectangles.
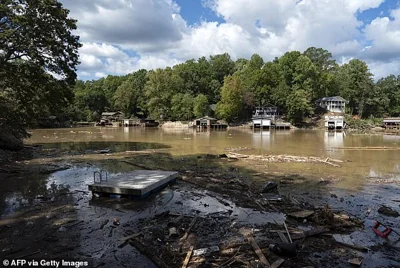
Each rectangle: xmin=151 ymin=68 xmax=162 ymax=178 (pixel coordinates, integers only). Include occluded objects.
xmin=378 ymin=206 xmax=399 ymax=217
xmin=261 ymin=181 xmax=278 ymax=193
xmin=269 ymin=242 xmax=297 ymax=257
xmin=288 ymin=210 xmax=315 ymax=219
xmin=58 ymin=226 xmax=67 ymax=232
xmin=168 ymin=227 xmax=178 ymax=237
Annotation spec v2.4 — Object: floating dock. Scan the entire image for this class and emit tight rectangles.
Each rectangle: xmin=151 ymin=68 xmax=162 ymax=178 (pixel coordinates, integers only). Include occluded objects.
xmin=88 ymin=170 xmax=178 ymax=197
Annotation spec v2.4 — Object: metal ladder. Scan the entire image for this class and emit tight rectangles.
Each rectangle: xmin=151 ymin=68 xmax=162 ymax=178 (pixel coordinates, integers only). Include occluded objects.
xmin=93 ymin=169 xmax=108 ymax=184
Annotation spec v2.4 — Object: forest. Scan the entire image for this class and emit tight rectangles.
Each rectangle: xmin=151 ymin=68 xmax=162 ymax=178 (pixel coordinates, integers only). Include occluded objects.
xmin=68 ymin=48 xmax=400 ymax=124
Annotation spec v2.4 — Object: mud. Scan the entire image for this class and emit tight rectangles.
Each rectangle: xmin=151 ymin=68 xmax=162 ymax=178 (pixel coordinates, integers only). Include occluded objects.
xmin=0 ymin=143 xmax=399 ymax=267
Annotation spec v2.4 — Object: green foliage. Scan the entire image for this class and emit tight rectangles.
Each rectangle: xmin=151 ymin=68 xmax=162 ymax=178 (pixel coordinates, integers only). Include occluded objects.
xmin=286 ymin=89 xmax=313 ymax=124
xmin=216 ymin=76 xmax=245 ymax=122
xmin=171 ymin=93 xmax=194 ymax=120
xmin=0 ymin=0 xmax=81 ymax=144
xmin=336 ymin=59 xmax=374 ymax=118
xmin=193 ymin=94 xmax=210 ymax=118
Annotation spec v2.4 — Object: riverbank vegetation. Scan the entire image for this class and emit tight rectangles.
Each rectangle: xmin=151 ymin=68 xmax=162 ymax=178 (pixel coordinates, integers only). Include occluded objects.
xmin=70 ymin=49 xmax=400 ymax=126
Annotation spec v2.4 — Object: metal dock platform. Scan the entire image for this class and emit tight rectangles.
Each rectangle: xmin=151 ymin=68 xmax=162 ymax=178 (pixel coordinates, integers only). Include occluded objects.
xmin=88 ymin=170 xmax=178 ymax=197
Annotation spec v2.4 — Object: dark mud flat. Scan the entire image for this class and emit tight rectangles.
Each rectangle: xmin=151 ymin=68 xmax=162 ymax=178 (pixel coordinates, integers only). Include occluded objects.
xmin=1 ymin=148 xmax=400 ymax=267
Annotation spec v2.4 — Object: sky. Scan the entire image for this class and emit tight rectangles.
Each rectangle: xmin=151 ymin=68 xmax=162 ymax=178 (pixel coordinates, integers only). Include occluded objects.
xmin=58 ymin=0 xmax=400 ymax=81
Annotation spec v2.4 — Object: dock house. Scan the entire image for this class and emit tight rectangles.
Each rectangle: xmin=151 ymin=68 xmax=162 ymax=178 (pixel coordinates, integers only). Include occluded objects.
xmin=99 ymin=112 xmax=124 ymax=126
xmin=325 ymin=115 xmax=345 ymax=130
xmin=383 ymin=118 xmax=400 ymax=130
xmin=193 ymin=116 xmax=227 ymax=129
xmin=251 ymin=107 xmax=290 ymax=129
xmin=316 ymin=96 xmax=348 ymax=113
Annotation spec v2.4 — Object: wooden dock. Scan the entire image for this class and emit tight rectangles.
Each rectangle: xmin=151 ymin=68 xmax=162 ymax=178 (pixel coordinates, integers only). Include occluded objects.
xmin=88 ymin=170 xmax=178 ymax=197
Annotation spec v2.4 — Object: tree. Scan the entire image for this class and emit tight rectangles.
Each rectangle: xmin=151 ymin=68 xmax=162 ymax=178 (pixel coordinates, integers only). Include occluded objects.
xmin=336 ymin=59 xmax=374 ymax=117
xmin=286 ymin=89 xmax=313 ymax=124
xmin=171 ymin=93 xmax=194 ymax=120
xmin=144 ymin=68 xmax=182 ymax=119
xmin=0 ymin=0 xmax=81 ymax=149
xmin=193 ymin=94 xmax=210 ymax=118
xmin=215 ymin=76 xmax=244 ymax=122
xmin=114 ymin=79 xmax=135 ymax=117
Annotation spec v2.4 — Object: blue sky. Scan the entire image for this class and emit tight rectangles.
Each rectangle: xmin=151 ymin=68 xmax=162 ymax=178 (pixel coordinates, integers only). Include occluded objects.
xmin=60 ymin=0 xmax=400 ymax=80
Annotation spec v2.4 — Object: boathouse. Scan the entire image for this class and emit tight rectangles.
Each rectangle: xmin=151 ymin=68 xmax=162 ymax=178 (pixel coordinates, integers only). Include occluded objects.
xmin=383 ymin=118 xmax=400 ymax=129
xmin=251 ymin=107 xmax=290 ymax=129
xmin=316 ymin=96 xmax=348 ymax=113
xmin=325 ymin=115 xmax=345 ymax=130
xmin=193 ymin=116 xmax=227 ymax=129
xmin=101 ymin=112 xmax=124 ymax=122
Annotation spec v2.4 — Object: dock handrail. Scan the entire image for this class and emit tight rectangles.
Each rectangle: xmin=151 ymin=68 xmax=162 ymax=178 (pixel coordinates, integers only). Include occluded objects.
xmin=93 ymin=171 xmax=101 ymax=183
xmin=93 ymin=170 xmax=109 ymax=183
xmin=100 ymin=169 xmax=108 ymax=182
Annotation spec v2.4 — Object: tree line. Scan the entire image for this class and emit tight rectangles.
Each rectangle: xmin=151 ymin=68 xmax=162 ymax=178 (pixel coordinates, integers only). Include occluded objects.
xmin=69 ymin=48 xmax=400 ymax=124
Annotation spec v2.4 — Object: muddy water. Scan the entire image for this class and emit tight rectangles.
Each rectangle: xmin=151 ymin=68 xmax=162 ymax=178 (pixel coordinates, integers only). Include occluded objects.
xmin=27 ymin=127 xmax=400 ymax=184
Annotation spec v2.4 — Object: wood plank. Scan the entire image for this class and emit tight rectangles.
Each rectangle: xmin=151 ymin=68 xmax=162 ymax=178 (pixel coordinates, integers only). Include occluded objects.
xmin=120 ymin=232 xmax=141 ymax=242
xmin=182 ymin=246 xmax=194 ymax=268
xmin=181 ymin=215 xmax=198 ymax=242
xmin=246 ymin=234 xmax=270 ymax=267
xmin=277 ymin=231 xmax=288 ymax=243
xmin=270 ymin=259 xmax=285 ymax=268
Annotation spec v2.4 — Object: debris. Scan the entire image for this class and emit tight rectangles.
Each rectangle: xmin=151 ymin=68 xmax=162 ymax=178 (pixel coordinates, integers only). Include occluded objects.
xmin=291 ymin=227 xmax=329 ymax=240
xmin=169 ymin=227 xmax=179 ymax=237
xmin=372 ymin=221 xmax=399 ymax=238
xmin=283 ymin=222 xmax=292 ymax=243
xmin=192 ymin=246 xmax=219 ymax=257
xmin=348 ymin=258 xmax=363 ymax=266
xmin=288 ymin=210 xmax=315 ymax=219
xmin=261 ymin=181 xmax=278 ymax=193
xmin=270 ymin=259 xmax=285 ymax=268
xmin=120 ymin=232 xmax=142 ymax=242
xmin=180 ymin=215 xmax=198 ymax=242
xmin=333 ymin=234 xmax=369 ymax=252
xmin=182 ymin=246 xmax=194 ymax=268
xmin=245 ymin=233 xmax=270 ymax=266
xmin=262 ymin=193 xmax=282 ymax=201
xmin=269 ymin=243 xmax=297 ymax=257
xmin=58 ymin=226 xmax=67 ymax=232
xmin=99 ymin=149 xmax=111 ymax=154
xmin=378 ymin=205 xmax=399 ymax=217
xmin=113 ymin=218 xmax=120 ymax=226
xmin=277 ymin=231 xmax=288 ymax=243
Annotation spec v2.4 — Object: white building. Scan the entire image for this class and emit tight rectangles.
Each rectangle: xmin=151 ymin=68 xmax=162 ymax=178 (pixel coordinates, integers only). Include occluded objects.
xmin=325 ymin=115 xmax=345 ymax=129
xmin=316 ymin=96 xmax=348 ymax=113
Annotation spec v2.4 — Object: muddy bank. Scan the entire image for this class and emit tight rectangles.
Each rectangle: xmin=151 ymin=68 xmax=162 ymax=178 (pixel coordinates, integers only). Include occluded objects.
xmin=1 ymin=147 xmax=399 ymax=267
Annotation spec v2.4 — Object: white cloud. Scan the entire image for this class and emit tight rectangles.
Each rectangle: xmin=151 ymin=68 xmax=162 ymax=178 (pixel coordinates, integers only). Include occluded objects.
xmin=58 ymin=0 xmax=399 ymax=80
xmin=363 ymin=8 xmax=400 ymax=61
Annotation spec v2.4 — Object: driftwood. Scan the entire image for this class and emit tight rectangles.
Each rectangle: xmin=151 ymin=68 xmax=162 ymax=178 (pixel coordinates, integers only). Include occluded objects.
xmin=182 ymin=246 xmax=194 ymax=268
xmin=180 ymin=215 xmax=198 ymax=242
xmin=245 ymin=233 xmax=270 ymax=267
xmin=227 ymin=152 xmax=342 ymax=167
xmin=283 ymin=222 xmax=293 ymax=243
xmin=334 ymin=146 xmax=400 ymax=151
xmin=120 ymin=232 xmax=142 ymax=242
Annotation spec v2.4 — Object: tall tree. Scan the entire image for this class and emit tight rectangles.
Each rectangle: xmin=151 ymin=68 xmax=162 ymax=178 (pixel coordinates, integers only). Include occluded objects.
xmin=336 ymin=59 xmax=374 ymax=117
xmin=216 ymin=75 xmax=245 ymax=122
xmin=0 ymin=0 xmax=81 ymax=149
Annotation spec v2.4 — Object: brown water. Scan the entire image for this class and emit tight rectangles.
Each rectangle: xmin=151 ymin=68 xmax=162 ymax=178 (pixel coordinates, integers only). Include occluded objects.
xmin=27 ymin=127 xmax=400 ymax=188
